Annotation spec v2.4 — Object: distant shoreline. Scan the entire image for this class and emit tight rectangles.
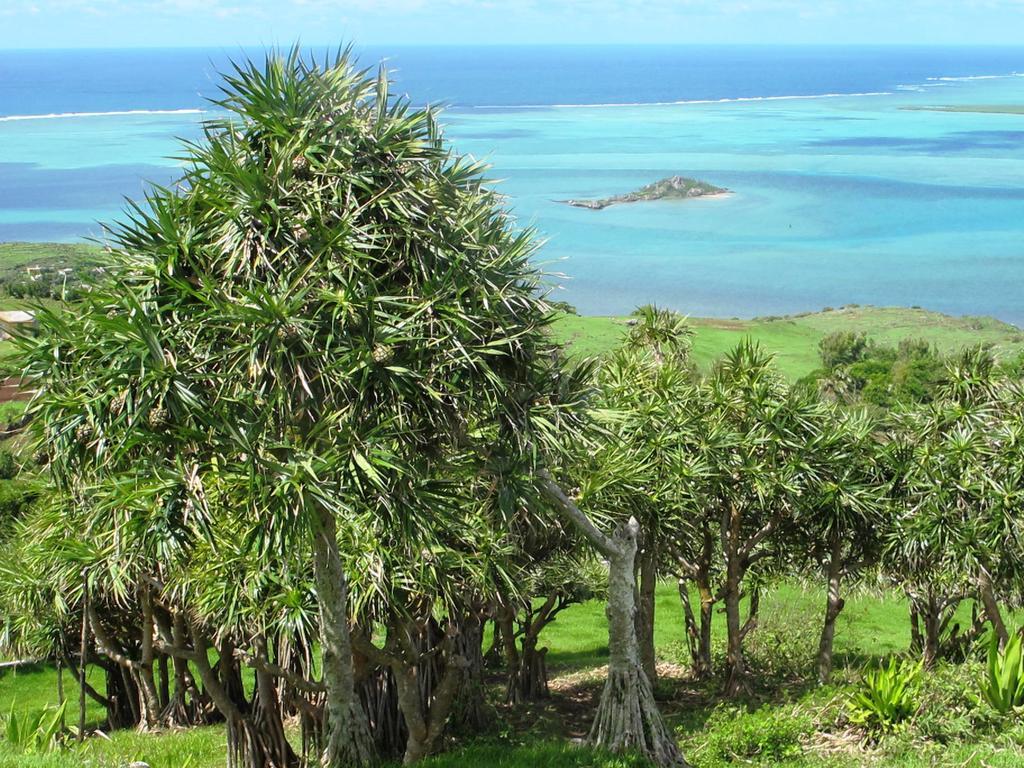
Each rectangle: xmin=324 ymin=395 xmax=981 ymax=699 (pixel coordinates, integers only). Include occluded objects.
xmin=902 ymin=104 xmax=1024 ymax=115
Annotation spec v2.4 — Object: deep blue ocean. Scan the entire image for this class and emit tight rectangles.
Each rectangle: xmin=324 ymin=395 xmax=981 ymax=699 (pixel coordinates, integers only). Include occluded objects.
xmin=2 ymin=46 xmax=1024 ymax=321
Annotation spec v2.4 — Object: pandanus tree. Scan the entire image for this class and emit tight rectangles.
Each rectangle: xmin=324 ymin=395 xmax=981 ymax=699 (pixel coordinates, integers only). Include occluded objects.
xmin=600 ymin=305 xmax=695 ymax=685
xmin=495 ymin=518 xmax=601 ymax=705
xmin=536 ymin=357 xmax=687 ymax=767
xmin=795 ymin=407 xmax=886 ymax=683
xmin=19 ymin=47 xmax=570 ymax=766
xmin=540 ymin=460 xmax=687 ymax=767
xmin=680 ymin=342 xmax=825 ymax=696
xmin=887 ymin=348 xmax=1024 ymax=666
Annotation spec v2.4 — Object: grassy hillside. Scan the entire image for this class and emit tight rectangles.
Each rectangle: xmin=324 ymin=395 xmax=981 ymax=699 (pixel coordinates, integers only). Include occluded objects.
xmin=0 ymin=243 xmax=101 ymax=271
xmin=553 ymin=306 xmax=1024 ymax=380
xmin=2 ymin=582 xmax=1018 ymax=768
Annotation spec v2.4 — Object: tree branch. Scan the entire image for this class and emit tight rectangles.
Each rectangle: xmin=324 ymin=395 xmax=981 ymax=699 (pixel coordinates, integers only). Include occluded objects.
xmin=538 ymin=469 xmax=618 ymax=558
xmin=233 ymin=648 xmax=325 ymax=694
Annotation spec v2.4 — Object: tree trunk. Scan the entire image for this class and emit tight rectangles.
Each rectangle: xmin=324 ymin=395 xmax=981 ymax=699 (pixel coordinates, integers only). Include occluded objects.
xmin=678 ymin=579 xmax=713 ymax=680
xmin=638 ymin=541 xmax=659 ymax=686
xmin=312 ymin=509 xmax=375 ymax=767
xmin=357 ymin=659 xmax=405 ymax=760
xmin=816 ymin=536 xmax=846 ymax=684
xmin=978 ymin=571 xmax=1009 ymax=649
xmin=165 ymin=612 xmax=198 ymax=726
xmin=909 ymin=602 xmax=922 ymax=656
xmin=452 ymin=613 xmax=490 ymax=732
xmin=392 ymin=642 xmax=463 ymax=765
xmin=157 ymin=654 xmax=170 ymax=711
xmin=502 ymin=597 xmax=554 ymax=704
xmin=187 ymin=625 xmax=301 ymax=768
xmin=539 ymin=474 xmax=686 ymax=767
xmin=78 ymin=579 xmax=90 ymax=741
xmin=680 ymin=523 xmax=716 ymax=680
xmin=722 ymin=574 xmax=745 ymax=697
xmin=589 ymin=520 xmax=685 ymax=767
xmin=722 ymin=505 xmax=747 ymax=698
xmin=922 ymin=606 xmax=940 ymax=670
xmin=497 ymin=604 xmax=523 ymax=704
xmin=103 ymin=663 xmax=141 ymax=730
xmin=911 ymin=595 xmax=944 ymax=670
xmin=137 ymin=583 xmax=162 ymax=729
xmin=253 ymin=637 xmax=300 ymax=768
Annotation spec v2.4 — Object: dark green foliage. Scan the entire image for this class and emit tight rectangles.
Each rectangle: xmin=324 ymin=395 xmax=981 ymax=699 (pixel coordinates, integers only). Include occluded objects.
xmin=808 ymin=332 xmax=946 ymax=407
xmin=695 ymin=706 xmax=812 ymax=765
xmin=743 ymin=596 xmax=820 ymax=683
xmin=0 ymin=480 xmax=38 ymax=523
xmin=819 ymin=331 xmax=870 ymax=370
xmin=915 ymin=662 xmax=999 ymax=743
xmin=0 ymin=451 xmax=18 ymax=482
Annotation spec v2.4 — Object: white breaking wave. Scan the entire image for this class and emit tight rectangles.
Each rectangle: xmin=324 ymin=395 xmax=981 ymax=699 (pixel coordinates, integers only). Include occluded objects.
xmin=472 ymin=91 xmax=895 ymax=110
xmin=926 ymin=73 xmax=1024 ymax=83
xmin=0 ymin=108 xmax=204 ymax=123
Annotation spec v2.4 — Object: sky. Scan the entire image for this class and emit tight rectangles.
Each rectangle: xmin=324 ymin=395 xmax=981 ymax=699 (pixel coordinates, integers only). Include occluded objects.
xmin=3 ymin=0 xmax=1024 ymax=48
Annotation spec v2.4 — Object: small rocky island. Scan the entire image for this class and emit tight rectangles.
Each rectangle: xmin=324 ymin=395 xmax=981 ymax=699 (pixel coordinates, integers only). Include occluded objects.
xmin=561 ymin=175 xmax=730 ymax=210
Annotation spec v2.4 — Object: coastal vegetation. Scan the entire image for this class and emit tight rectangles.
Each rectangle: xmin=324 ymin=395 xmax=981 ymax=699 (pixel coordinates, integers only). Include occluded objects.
xmin=553 ymin=305 xmax=1024 ymax=379
xmin=560 ymin=176 xmax=729 ymax=210
xmin=3 ymin=49 xmax=1024 ymax=768
xmin=0 ymin=242 xmax=104 ymax=302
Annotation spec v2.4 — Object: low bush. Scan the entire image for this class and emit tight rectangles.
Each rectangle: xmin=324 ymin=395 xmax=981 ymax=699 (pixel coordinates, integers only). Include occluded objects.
xmin=980 ymin=631 xmax=1024 ymax=716
xmin=848 ymin=657 xmax=921 ymax=734
xmin=2 ymin=701 xmax=66 ymax=754
xmin=744 ymin=590 xmax=820 ymax=683
xmin=692 ymin=705 xmax=812 ymax=765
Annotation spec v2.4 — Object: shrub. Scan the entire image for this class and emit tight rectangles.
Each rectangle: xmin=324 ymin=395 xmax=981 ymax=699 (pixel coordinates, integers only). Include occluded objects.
xmin=2 ymin=700 xmax=66 ymax=754
xmin=848 ymin=657 xmax=921 ymax=734
xmin=0 ymin=449 xmax=17 ymax=481
xmin=916 ymin=661 xmax=997 ymax=743
xmin=744 ymin=591 xmax=820 ymax=682
xmin=0 ymin=480 xmax=39 ymax=521
xmin=980 ymin=631 xmax=1024 ymax=715
xmin=818 ymin=330 xmax=869 ymax=370
xmin=694 ymin=705 xmax=812 ymax=765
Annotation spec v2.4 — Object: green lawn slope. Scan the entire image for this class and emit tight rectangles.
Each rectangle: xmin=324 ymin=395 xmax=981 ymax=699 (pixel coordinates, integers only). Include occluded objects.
xmin=0 ymin=242 xmax=101 ymax=273
xmin=553 ymin=306 xmax=1024 ymax=379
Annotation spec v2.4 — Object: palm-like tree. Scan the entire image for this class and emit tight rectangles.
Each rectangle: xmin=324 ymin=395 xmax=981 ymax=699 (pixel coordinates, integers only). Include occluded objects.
xmin=19 ymin=48 xmax=563 ymax=766
xmin=886 ymin=348 xmax=1024 ymax=666
xmin=795 ymin=407 xmax=886 ymax=683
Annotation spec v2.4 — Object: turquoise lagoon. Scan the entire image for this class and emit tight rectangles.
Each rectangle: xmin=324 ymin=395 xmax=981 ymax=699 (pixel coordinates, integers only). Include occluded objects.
xmin=1 ymin=54 xmax=1023 ymax=322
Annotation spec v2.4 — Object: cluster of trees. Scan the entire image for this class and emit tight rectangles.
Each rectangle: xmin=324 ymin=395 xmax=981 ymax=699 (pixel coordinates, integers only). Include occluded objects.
xmin=1 ymin=50 xmax=1023 ymax=768
xmin=0 ymin=261 xmax=104 ymax=302
xmin=801 ymin=330 xmax=947 ymax=407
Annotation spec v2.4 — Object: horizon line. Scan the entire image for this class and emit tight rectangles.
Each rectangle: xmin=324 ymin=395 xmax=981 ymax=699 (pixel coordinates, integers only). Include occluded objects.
xmin=5 ymin=41 xmax=1024 ymax=53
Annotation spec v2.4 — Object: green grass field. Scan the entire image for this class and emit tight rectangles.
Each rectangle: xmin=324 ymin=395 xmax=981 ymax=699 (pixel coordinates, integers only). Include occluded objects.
xmin=3 ymin=582 xmax=1020 ymax=768
xmin=0 ymin=243 xmax=101 ymax=271
xmin=553 ymin=306 xmax=1024 ymax=379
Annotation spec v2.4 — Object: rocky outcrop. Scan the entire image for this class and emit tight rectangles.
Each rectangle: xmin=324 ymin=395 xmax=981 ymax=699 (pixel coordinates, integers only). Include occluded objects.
xmin=562 ymin=175 xmax=730 ymax=210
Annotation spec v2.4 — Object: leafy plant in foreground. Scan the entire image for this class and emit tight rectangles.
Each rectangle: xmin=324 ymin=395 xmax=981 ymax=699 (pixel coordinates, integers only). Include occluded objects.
xmin=981 ymin=631 xmax=1024 ymax=715
xmin=849 ymin=657 xmax=921 ymax=733
xmin=3 ymin=700 xmax=66 ymax=754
